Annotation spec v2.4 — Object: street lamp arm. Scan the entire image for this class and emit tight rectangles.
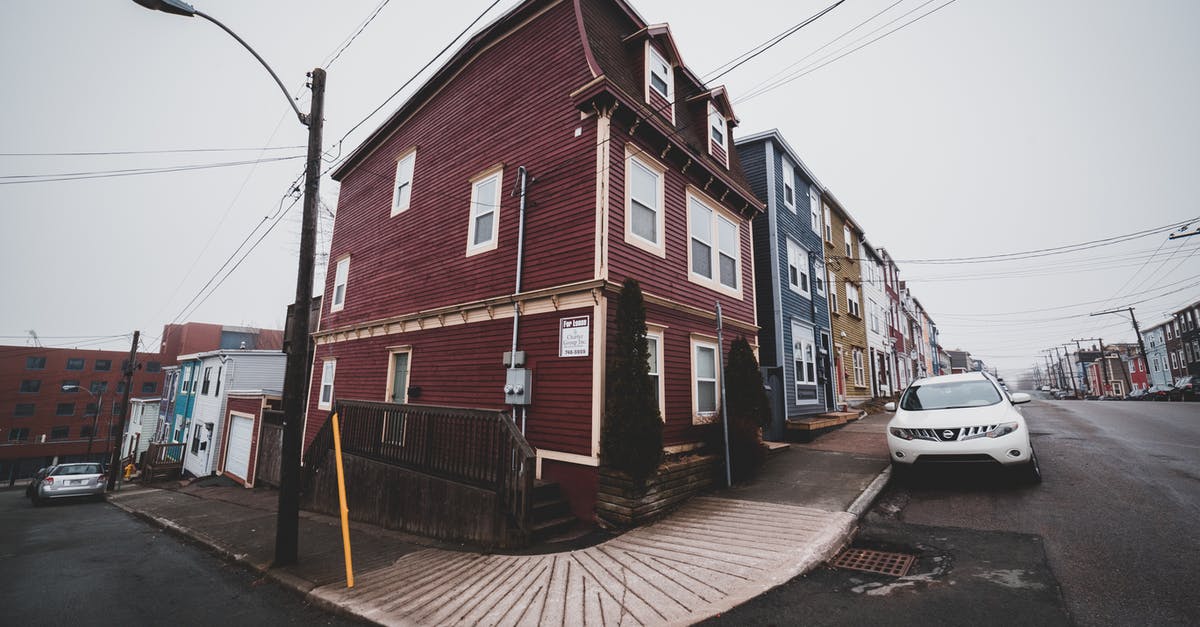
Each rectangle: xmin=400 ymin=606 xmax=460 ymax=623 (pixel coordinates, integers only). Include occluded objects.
xmin=193 ymin=10 xmax=309 ymax=126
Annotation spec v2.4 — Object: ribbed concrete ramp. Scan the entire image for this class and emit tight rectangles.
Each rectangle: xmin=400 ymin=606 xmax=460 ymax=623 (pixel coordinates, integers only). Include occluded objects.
xmin=310 ymin=497 xmax=856 ymax=626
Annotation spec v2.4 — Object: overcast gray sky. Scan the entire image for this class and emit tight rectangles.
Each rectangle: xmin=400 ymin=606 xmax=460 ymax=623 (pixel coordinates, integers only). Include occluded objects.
xmin=2 ymin=0 xmax=1197 ymax=378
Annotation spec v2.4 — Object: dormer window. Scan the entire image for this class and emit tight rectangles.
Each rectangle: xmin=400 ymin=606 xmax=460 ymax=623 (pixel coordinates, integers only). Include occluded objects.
xmin=709 ymin=106 xmax=726 ymax=148
xmin=648 ymin=45 xmax=671 ymax=100
xmin=706 ymin=101 xmax=728 ymax=167
xmin=645 ymin=42 xmax=674 ymax=123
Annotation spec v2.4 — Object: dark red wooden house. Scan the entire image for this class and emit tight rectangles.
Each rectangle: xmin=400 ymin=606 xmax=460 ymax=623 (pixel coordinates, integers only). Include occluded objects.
xmin=306 ymin=0 xmax=763 ymax=520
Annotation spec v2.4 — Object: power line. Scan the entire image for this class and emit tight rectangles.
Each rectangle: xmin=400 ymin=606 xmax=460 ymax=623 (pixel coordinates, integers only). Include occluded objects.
xmin=738 ymin=0 xmax=961 ymax=103
xmin=887 ymin=217 xmax=1198 ymax=264
xmin=738 ymin=0 xmax=909 ymax=100
xmin=323 ymin=0 xmax=393 ymax=69
xmin=702 ymin=0 xmax=847 ymax=83
xmin=0 ymin=155 xmax=303 ymax=185
xmin=0 ymin=145 xmax=305 ymax=157
xmin=331 ymin=0 xmax=506 ymax=158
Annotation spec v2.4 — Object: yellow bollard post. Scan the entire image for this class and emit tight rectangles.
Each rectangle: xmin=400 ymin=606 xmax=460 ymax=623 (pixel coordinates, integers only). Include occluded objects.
xmin=332 ymin=412 xmax=354 ymax=588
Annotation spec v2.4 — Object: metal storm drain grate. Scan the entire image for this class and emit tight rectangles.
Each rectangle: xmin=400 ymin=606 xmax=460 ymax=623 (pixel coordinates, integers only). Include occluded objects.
xmin=831 ymin=548 xmax=915 ymax=577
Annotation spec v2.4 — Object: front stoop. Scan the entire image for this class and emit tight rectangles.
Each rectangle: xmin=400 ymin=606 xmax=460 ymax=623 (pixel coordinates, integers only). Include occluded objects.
xmin=786 ymin=410 xmax=862 ymax=432
xmin=529 ymin=480 xmax=575 ymax=543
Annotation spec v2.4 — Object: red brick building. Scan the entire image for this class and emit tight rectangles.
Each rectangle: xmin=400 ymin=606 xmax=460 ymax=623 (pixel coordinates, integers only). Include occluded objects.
xmin=1 ymin=345 xmax=163 ymax=479
xmin=306 ymin=0 xmax=762 ymax=518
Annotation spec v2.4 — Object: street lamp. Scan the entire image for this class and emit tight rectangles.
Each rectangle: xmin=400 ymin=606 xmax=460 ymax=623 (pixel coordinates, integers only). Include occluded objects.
xmin=63 ymin=385 xmax=104 ymax=462
xmin=133 ymin=0 xmax=324 ymax=567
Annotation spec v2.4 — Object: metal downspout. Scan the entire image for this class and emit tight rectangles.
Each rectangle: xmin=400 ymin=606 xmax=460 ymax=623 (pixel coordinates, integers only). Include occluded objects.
xmin=511 ymin=166 xmax=529 ymax=433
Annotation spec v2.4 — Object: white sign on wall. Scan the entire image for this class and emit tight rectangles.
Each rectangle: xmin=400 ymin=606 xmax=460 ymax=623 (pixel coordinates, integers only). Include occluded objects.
xmin=559 ymin=315 xmax=590 ymax=358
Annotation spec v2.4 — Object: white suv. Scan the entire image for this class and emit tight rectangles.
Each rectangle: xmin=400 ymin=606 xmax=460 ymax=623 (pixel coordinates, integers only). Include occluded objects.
xmin=886 ymin=372 xmax=1040 ymax=483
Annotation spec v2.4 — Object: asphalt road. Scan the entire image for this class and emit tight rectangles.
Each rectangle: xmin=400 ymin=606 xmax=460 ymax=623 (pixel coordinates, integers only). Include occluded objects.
xmin=707 ymin=396 xmax=1199 ymax=627
xmin=0 ymin=486 xmax=363 ymax=626
xmin=886 ymin=396 xmax=1199 ymax=626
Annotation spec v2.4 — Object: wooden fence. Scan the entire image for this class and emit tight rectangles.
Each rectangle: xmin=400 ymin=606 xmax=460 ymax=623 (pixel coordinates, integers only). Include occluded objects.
xmin=256 ymin=417 xmax=283 ymax=488
xmin=301 ymin=400 xmax=536 ymax=546
xmin=140 ymin=442 xmax=185 ymax=483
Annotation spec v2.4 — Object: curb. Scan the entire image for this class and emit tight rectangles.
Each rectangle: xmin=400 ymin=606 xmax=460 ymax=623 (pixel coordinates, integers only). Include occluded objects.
xmin=848 ymin=465 xmax=892 ymax=518
xmin=107 ymin=493 xmax=380 ymax=626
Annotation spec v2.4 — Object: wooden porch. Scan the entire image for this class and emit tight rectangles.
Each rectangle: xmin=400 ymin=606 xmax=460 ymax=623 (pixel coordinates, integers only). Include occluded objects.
xmin=140 ymin=442 xmax=185 ymax=483
xmin=300 ymin=400 xmax=568 ymax=548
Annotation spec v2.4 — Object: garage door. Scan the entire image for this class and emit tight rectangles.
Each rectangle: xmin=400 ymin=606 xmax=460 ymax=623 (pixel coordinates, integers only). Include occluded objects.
xmin=225 ymin=415 xmax=254 ymax=483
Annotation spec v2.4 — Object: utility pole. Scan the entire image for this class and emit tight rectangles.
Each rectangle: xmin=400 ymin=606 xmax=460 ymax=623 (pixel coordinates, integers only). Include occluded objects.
xmin=276 ymin=67 xmax=325 ymax=567
xmin=130 ymin=0 xmax=325 ymax=565
xmin=1091 ymin=307 xmax=1149 ymax=394
xmin=108 ymin=331 xmax=139 ymax=491
xmin=1041 ymin=352 xmax=1055 ymax=388
xmin=1060 ymin=344 xmax=1078 ymax=397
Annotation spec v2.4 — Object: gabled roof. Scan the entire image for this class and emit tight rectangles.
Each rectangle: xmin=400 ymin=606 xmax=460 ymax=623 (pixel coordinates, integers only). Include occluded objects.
xmin=333 ymin=0 xmax=760 ymax=213
xmin=686 ymin=86 xmax=737 ymax=125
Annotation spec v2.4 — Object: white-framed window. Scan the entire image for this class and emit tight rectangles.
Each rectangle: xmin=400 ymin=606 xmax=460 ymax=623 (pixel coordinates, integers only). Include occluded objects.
xmin=814 ymin=260 xmax=825 ymax=295
xmin=691 ymin=337 xmax=719 ymax=424
xmin=829 ymin=271 xmax=839 ymax=314
xmin=386 ymin=348 xmax=412 ymax=405
xmin=688 ymin=190 xmax=740 ymax=294
xmin=843 ymin=225 xmax=853 ymax=258
xmin=792 ymin=322 xmax=818 ymax=405
xmin=824 ymin=205 xmax=833 ymax=242
xmin=331 ymin=256 xmax=350 ymax=312
xmin=646 ymin=326 xmax=665 ymax=421
xmin=853 ymin=348 xmax=865 ymax=387
xmin=391 ymin=149 xmax=416 ymax=216
xmin=466 ymin=166 xmax=503 ymax=255
xmin=318 ymin=359 xmax=336 ymax=410
xmin=625 ymin=148 xmax=666 ymax=257
xmin=809 ymin=186 xmax=820 ymax=232
xmin=708 ymin=102 xmax=727 ymax=153
xmin=1152 ymin=357 xmax=1160 ymax=372
xmin=786 ymin=239 xmax=810 ymax=297
xmin=1170 ymin=352 xmax=1178 ymax=369
xmin=847 ymin=282 xmax=861 ymax=317
xmin=781 ymin=160 xmax=795 ymax=210
xmin=645 ymin=42 xmax=674 ymax=121
xmin=869 ymin=299 xmax=880 ymax=333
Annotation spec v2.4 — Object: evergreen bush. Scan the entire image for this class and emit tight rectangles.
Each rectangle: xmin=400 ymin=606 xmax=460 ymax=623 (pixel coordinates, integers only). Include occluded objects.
xmin=600 ymin=279 xmax=663 ymax=483
xmin=725 ymin=336 xmax=769 ymax=482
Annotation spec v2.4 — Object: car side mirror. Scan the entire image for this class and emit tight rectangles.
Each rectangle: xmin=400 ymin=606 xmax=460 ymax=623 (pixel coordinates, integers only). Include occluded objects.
xmin=884 ymin=402 xmax=896 ymax=412
xmin=1010 ymin=392 xmax=1031 ymax=404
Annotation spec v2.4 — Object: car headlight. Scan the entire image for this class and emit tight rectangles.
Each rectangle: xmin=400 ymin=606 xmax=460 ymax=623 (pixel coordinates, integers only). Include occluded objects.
xmin=984 ymin=422 xmax=1019 ymax=439
xmin=889 ymin=427 xmax=938 ymax=441
xmin=889 ymin=427 xmax=913 ymax=440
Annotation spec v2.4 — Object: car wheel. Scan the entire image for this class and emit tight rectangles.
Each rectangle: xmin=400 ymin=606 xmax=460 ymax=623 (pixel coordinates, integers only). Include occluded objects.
xmin=1019 ymin=449 xmax=1042 ymax=485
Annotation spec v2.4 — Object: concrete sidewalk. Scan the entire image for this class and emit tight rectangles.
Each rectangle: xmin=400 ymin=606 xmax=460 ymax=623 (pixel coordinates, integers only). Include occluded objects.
xmin=109 ymin=414 xmax=891 ymax=626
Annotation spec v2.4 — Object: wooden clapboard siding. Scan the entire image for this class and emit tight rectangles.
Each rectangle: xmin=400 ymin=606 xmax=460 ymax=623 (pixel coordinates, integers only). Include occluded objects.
xmin=305 ymin=308 xmax=594 ymax=457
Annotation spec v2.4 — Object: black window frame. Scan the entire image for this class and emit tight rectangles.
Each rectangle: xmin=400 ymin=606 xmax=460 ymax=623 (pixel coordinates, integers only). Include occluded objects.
xmin=146 ymin=361 xmax=161 ymax=373
xmin=55 ymin=402 xmax=75 ymax=416
xmin=65 ymin=358 xmax=85 ymax=371
xmin=94 ymin=359 xmax=112 ymax=371
xmin=8 ymin=427 xmax=30 ymax=442
xmin=19 ymin=379 xmax=41 ymax=393
xmin=49 ymin=425 xmax=70 ymax=440
xmin=25 ymin=356 xmax=47 ymax=370
xmin=142 ymin=381 xmax=157 ymax=394
xmin=14 ymin=403 xmax=35 ymax=417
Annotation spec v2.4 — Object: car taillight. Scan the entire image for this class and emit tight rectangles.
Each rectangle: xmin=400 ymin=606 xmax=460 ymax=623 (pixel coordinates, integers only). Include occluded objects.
xmin=44 ymin=476 xmax=53 ymax=485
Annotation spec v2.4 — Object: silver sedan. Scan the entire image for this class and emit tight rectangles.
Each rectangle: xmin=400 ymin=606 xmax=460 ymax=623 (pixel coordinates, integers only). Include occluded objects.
xmin=31 ymin=463 xmax=106 ymax=505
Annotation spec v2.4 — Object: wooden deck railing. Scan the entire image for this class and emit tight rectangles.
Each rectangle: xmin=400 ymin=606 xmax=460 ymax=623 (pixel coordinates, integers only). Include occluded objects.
xmin=301 ymin=401 xmax=536 ymax=538
xmin=141 ymin=442 xmax=185 ymax=483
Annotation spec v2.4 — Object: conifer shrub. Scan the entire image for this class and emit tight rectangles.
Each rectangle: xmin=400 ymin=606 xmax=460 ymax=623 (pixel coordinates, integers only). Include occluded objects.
xmin=600 ymin=278 xmax=663 ymax=483
xmin=724 ymin=336 xmax=770 ymax=482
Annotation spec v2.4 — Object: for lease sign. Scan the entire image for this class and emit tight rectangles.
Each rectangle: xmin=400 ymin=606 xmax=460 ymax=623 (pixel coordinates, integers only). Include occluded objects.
xmin=559 ymin=315 xmax=590 ymax=358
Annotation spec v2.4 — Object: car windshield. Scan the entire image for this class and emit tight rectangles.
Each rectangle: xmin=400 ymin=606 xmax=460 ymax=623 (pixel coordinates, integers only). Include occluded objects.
xmin=900 ymin=380 xmax=1003 ymax=411
xmin=51 ymin=463 xmax=102 ymax=476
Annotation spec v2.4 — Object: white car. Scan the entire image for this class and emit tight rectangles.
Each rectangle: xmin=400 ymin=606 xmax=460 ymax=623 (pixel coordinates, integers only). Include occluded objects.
xmin=886 ymin=372 xmax=1041 ymax=483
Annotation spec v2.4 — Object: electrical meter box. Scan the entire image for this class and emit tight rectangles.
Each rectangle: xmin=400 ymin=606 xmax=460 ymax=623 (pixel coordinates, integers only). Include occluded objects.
xmin=504 ymin=368 xmax=532 ymax=405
